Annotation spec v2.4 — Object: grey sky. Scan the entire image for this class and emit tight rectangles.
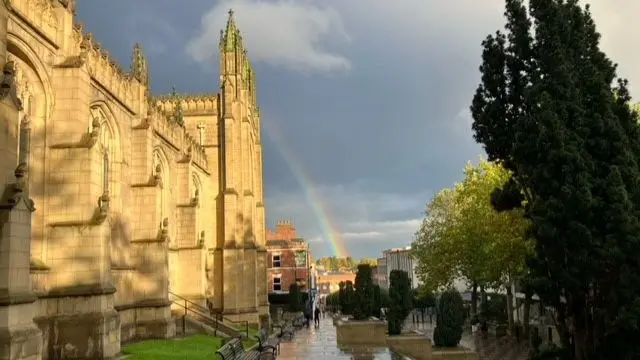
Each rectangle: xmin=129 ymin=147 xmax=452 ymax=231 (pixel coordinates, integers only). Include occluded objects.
xmin=76 ymin=0 xmax=640 ymax=258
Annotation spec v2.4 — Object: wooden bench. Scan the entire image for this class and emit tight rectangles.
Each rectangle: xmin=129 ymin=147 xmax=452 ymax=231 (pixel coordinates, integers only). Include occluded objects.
xmin=292 ymin=315 xmax=306 ymax=329
xmin=274 ymin=321 xmax=295 ymax=340
xmin=255 ymin=328 xmax=280 ymax=356
xmin=215 ymin=338 xmax=264 ymax=360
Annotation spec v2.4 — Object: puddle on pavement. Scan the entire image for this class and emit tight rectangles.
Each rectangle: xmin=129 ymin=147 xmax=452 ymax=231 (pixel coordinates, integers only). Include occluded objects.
xmin=338 ymin=345 xmax=408 ymax=360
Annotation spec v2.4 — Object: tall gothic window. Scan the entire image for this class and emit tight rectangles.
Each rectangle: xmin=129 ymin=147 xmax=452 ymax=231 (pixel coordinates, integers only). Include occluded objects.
xmin=153 ymin=151 xmax=170 ymax=224
xmin=99 ymin=120 xmax=112 ymax=198
xmin=192 ymin=174 xmax=201 ymax=245
xmin=12 ymin=59 xmax=31 ymax=167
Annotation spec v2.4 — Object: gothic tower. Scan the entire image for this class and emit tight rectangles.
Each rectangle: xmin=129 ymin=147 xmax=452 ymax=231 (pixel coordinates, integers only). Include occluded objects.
xmin=217 ymin=10 xmax=268 ymax=322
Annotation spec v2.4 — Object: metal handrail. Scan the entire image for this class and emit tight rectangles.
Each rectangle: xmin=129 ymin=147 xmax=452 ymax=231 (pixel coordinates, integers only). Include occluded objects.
xmin=211 ymin=312 xmax=250 ymax=339
xmin=170 ymin=298 xmax=220 ymax=336
xmin=168 ymin=291 xmax=249 ymax=338
xmin=169 ymin=291 xmax=211 ymax=314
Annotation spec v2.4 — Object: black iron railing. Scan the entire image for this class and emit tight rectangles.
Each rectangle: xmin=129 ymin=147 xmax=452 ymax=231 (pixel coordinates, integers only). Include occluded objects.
xmin=168 ymin=291 xmax=249 ymax=338
xmin=169 ymin=294 xmax=220 ymax=337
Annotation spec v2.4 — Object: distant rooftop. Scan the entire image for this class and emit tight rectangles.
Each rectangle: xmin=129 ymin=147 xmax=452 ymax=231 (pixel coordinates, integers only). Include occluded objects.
xmin=384 ymin=246 xmax=412 ymax=253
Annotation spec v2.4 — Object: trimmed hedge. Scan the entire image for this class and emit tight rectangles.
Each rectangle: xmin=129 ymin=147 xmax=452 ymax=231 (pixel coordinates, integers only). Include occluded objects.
xmin=353 ymin=264 xmax=375 ymax=320
xmin=287 ymin=284 xmax=303 ymax=312
xmin=433 ymin=289 xmax=464 ymax=347
xmin=268 ymin=292 xmax=309 ymax=305
xmin=388 ymin=270 xmax=412 ymax=335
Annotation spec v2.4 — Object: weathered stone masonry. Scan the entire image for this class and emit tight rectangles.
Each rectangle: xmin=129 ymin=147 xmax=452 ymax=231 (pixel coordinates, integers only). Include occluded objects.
xmin=0 ymin=2 xmax=268 ymax=359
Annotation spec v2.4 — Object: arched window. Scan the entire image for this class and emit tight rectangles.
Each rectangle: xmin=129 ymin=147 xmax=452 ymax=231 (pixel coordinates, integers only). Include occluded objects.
xmin=153 ymin=150 xmax=171 ymax=227
xmin=192 ymin=174 xmax=202 ymax=246
xmin=11 ymin=59 xmax=31 ymax=167
xmin=90 ymin=106 xmax=119 ymax=205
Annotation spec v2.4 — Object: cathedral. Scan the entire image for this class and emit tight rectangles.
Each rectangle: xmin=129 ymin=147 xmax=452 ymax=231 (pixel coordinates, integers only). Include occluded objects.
xmin=0 ymin=1 xmax=268 ymax=359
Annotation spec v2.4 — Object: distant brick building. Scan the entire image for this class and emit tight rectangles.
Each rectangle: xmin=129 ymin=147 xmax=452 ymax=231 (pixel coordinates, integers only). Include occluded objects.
xmin=316 ymin=272 xmax=356 ymax=295
xmin=266 ymin=220 xmax=312 ymax=294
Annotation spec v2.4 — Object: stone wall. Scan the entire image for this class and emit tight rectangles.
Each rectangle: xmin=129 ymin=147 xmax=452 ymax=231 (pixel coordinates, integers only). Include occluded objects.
xmin=0 ymin=1 xmax=269 ymax=359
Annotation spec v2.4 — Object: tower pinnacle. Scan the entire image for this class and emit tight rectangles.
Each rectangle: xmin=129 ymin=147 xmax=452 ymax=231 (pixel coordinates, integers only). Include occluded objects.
xmin=130 ymin=42 xmax=148 ymax=83
xmin=221 ymin=8 xmax=242 ymax=51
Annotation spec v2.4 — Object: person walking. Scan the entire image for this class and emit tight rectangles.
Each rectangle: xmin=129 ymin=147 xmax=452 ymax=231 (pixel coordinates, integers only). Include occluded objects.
xmin=304 ymin=307 xmax=311 ymax=328
xmin=314 ymin=307 xmax=321 ymax=328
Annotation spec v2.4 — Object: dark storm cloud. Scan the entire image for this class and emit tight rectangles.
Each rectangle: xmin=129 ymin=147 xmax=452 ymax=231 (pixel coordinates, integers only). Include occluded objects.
xmin=76 ymin=0 xmax=639 ymax=258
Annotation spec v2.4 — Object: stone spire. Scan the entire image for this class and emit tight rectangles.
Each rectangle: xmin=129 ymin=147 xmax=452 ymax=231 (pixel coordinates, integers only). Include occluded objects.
xmin=218 ymin=9 xmax=258 ymax=112
xmin=220 ymin=9 xmax=243 ymax=52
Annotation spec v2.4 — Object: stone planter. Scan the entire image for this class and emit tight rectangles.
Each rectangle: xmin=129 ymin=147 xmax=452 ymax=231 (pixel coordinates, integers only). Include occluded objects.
xmin=431 ymin=347 xmax=479 ymax=360
xmin=332 ymin=314 xmax=346 ymax=326
xmin=336 ymin=318 xmax=386 ymax=346
xmin=387 ymin=331 xmax=480 ymax=360
xmin=386 ymin=332 xmax=433 ymax=360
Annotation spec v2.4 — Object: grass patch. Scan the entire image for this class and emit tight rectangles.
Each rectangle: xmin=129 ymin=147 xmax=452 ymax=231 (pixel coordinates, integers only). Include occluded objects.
xmin=231 ymin=324 xmax=260 ymax=339
xmin=121 ymin=335 xmax=256 ymax=360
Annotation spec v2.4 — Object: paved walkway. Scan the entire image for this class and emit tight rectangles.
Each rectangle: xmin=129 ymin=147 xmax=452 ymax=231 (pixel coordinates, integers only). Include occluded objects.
xmin=403 ymin=317 xmax=529 ymax=360
xmin=277 ymin=316 xmax=406 ymax=360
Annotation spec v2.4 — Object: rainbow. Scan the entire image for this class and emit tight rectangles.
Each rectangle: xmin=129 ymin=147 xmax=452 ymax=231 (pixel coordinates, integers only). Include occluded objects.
xmin=263 ymin=119 xmax=349 ymax=258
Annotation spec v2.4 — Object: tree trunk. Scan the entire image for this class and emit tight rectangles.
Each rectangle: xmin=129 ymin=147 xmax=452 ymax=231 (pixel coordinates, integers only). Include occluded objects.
xmin=471 ymin=282 xmax=478 ymax=317
xmin=480 ymin=286 xmax=488 ymax=308
xmin=506 ymin=282 xmax=515 ymax=333
xmin=572 ymin=297 xmax=590 ymax=360
xmin=522 ymin=290 xmax=532 ymax=339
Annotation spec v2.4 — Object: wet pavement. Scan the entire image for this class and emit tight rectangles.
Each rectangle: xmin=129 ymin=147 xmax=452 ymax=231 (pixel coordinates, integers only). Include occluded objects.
xmin=276 ymin=316 xmax=407 ymax=360
xmin=403 ymin=316 xmax=529 ymax=360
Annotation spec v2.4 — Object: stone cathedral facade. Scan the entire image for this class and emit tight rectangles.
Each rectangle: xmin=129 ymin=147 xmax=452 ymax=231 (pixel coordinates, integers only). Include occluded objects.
xmin=0 ymin=1 xmax=268 ymax=359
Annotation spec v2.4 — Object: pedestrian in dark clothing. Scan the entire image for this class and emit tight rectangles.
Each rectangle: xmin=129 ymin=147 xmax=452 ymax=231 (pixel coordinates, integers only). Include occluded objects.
xmin=304 ymin=310 xmax=311 ymax=327
xmin=314 ymin=307 xmax=321 ymax=327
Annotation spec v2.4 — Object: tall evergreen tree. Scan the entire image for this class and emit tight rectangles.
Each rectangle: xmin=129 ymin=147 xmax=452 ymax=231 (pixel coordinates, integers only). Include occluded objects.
xmin=288 ymin=283 xmax=302 ymax=312
xmin=388 ymin=270 xmax=413 ymax=335
xmin=471 ymin=0 xmax=640 ymax=358
xmin=338 ymin=281 xmax=346 ymax=313
xmin=343 ymin=281 xmax=355 ymax=315
xmin=353 ymin=264 xmax=375 ymax=320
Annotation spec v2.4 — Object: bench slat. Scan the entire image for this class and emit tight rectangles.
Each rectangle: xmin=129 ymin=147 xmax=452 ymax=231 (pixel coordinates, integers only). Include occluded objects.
xmin=217 ymin=337 xmax=269 ymax=360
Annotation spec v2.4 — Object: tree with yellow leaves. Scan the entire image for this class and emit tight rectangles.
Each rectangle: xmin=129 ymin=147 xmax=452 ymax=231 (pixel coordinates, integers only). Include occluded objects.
xmin=411 ymin=159 xmax=531 ymax=331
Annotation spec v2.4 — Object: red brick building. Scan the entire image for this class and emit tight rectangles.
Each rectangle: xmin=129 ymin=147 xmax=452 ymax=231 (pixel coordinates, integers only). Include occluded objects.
xmin=266 ymin=220 xmax=312 ymax=294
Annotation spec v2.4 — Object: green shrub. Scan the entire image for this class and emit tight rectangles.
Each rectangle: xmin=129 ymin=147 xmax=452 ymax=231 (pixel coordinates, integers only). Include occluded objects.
xmin=480 ymin=293 xmax=508 ymax=324
xmin=433 ymin=289 xmax=464 ymax=347
xmin=353 ymin=264 xmax=375 ymax=320
xmin=372 ymin=285 xmax=382 ymax=317
xmin=413 ymin=289 xmax=436 ymax=314
xmin=268 ymin=292 xmax=308 ymax=305
xmin=388 ymin=270 xmax=412 ymax=335
xmin=343 ymin=281 xmax=355 ymax=315
xmin=338 ymin=281 xmax=346 ymax=313
xmin=326 ymin=291 xmax=339 ymax=310
xmin=380 ymin=287 xmax=391 ymax=308
xmin=287 ymin=284 xmax=302 ymax=312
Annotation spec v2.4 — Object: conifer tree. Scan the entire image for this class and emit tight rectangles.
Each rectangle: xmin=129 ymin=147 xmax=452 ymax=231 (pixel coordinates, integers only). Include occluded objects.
xmin=471 ymin=0 xmax=640 ymax=358
xmin=353 ymin=264 xmax=375 ymax=320
xmin=343 ymin=281 xmax=355 ymax=315
xmin=388 ymin=270 xmax=413 ymax=335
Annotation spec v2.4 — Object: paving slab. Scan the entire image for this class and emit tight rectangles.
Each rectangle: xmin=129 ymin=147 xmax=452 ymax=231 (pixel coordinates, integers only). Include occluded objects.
xmin=277 ymin=316 xmax=407 ymax=360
